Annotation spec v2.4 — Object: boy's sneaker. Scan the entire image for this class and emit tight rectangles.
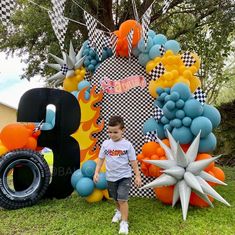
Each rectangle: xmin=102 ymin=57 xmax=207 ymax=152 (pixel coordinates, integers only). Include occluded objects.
xmin=111 ymin=209 xmax=121 ymax=223
xmin=119 ymin=221 xmax=128 ymax=234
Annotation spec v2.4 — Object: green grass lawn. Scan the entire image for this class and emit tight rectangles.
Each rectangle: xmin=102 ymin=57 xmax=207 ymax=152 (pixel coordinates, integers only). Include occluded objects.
xmin=0 ymin=167 xmax=234 ymax=235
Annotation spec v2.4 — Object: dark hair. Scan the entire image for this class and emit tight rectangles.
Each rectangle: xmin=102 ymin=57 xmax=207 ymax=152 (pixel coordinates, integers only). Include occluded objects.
xmin=108 ymin=116 xmax=125 ymax=129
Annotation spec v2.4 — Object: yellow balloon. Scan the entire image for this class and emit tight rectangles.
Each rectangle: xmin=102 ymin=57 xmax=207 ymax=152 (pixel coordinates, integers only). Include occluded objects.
xmin=75 ymin=74 xmax=83 ymax=82
xmin=175 ymin=77 xmax=190 ymax=87
xmin=63 ymin=76 xmax=78 ymax=92
xmin=189 ymin=66 xmax=198 ymax=74
xmin=0 ymin=144 xmax=8 ymax=156
xmin=189 ymin=76 xmax=201 ymax=92
xmin=85 ymin=188 xmax=103 ymax=203
xmin=146 ymin=60 xmax=156 ymax=73
xmin=171 ymin=70 xmax=179 ymax=79
xmin=148 ymin=80 xmax=158 ymax=98
xmin=182 ymin=70 xmax=193 ymax=80
xmin=163 ymin=72 xmax=173 ymax=81
xmin=164 ymin=50 xmax=174 ymax=56
xmin=102 ymin=189 xmax=111 ymax=200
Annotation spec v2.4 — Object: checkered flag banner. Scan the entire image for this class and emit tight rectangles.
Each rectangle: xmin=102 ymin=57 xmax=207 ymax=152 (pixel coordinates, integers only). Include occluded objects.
xmin=0 ymin=0 xmax=16 ymax=26
xmin=145 ymin=131 xmax=158 ymax=143
xmin=95 ymin=29 xmax=105 ymax=61
xmin=103 ymin=34 xmax=111 ymax=49
xmin=153 ymin=106 xmax=163 ymax=120
xmin=141 ymin=4 xmax=152 ymax=48
xmin=84 ymin=11 xmax=97 ymax=48
xmin=149 ymin=63 xmax=165 ymax=80
xmin=110 ymin=32 xmax=118 ymax=55
xmin=48 ymin=10 xmax=69 ymax=50
xmin=60 ymin=64 xmax=69 ymax=75
xmin=162 ymin=0 xmax=172 ymax=14
xmin=127 ymin=29 xmax=134 ymax=62
xmin=193 ymin=87 xmax=207 ymax=105
xmin=51 ymin=0 xmax=66 ymax=16
xmin=181 ymin=51 xmax=196 ymax=67
xmin=159 ymin=44 xmax=166 ymax=56
xmin=131 ymin=0 xmax=139 ymax=22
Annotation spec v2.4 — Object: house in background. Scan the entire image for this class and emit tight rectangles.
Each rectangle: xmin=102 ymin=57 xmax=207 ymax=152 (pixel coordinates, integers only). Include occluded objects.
xmin=0 ymin=101 xmax=17 ymax=129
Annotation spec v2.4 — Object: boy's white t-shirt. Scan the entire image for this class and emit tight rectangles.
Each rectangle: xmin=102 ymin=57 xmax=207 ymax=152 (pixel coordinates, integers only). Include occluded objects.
xmin=99 ymin=138 xmax=136 ymax=182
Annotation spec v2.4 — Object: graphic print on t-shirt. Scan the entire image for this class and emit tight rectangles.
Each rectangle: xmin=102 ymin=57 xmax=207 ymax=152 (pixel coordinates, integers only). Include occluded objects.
xmin=104 ymin=149 xmax=127 ymax=157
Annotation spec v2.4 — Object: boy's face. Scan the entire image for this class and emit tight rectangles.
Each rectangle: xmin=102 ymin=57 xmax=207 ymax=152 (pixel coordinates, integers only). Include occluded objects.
xmin=108 ymin=125 xmax=124 ymax=142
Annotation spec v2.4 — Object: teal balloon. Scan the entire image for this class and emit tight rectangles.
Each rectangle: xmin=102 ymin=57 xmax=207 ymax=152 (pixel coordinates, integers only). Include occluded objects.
xmin=191 ymin=116 xmax=213 ymax=138
xmin=176 ymin=99 xmax=185 ymax=108
xmin=101 ymin=50 xmax=108 ymax=60
xmin=155 ymin=122 xmax=165 ymax=139
xmin=170 ymin=119 xmax=182 ymax=128
xmin=83 ymin=48 xmax=90 ymax=56
xmin=171 ymin=83 xmax=191 ymax=101
xmin=175 ymin=110 xmax=185 ymax=119
xmin=153 ymin=34 xmax=167 ymax=45
xmin=156 ymin=87 xmax=164 ymax=95
xmin=161 ymin=116 xmax=170 ymax=125
xmin=159 ymin=92 xmax=168 ymax=101
xmin=164 ymin=40 xmax=181 ymax=54
xmin=154 ymin=99 xmax=163 ymax=108
xmin=78 ymin=80 xmax=91 ymax=92
xmin=182 ymin=117 xmax=192 ymax=127
xmin=95 ymin=172 xmax=107 ymax=190
xmin=165 ymin=100 xmax=175 ymax=110
xmin=202 ymin=104 xmax=221 ymax=128
xmin=184 ymin=99 xmax=203 ymax=118
xmin=88 ymin=64 xmax=95 ymax=72
xmin=138 ymin=38 xmax=153 ymax=53
xmin=91 ymin=59 xmax=97 ymax=65
xmin=164 ymin=124 xmax=172 ymax=134
xmin=162 ymin=106 xmax=177 ymax=120
xmin=81 ymin=160 xmax=96 ymax=178
xmin=71 ymin=169 xmax=83 ymax=188
xmin=165 ymin=88 xmax=171 ymax=94
xmin=149 ymin=44 xmax=162 ymax=59
xmin=198 ymin=133 xmax=217 ymax=153
xmin=89 ymin=49 xmax=96 ymax=57
xmin=172 ymin=126 xmax=194 ymax=144
xmin=170 ymin=91 xmax=180 ymax=101
xmin=84 ymin=58 xmax=90 ymax=67
xmin=143 ymin=118 xmax=158 ymax=134
xmin=132 ymin=47 xmax=141 ymax=57
xmin=148 ymin=30 xmax=156 ymax=38
xmin=138 ymin=52 xmax=150 ymax=66
xmin=75 ymin=177 xmax=94 ymax=197
xmin=164 ymin=95 xmax=171 ymax=102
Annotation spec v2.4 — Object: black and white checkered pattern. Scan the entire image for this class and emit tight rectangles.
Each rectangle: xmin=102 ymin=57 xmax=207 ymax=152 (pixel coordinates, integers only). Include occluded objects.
xmin=149 ymin=62 xmax=165 ymax=80
xmin=181 ymin=51 xmax=196 ymax=67
xmin=145 ymin=131 xmax=158 ymax=142
xmin=51 ymin=0 xmax=66 ymax=17
xmin=141 ymin=4 xmax=152 ymax=48
xmin=95 ymin=29 xmax=105 ymax=61
xmin=193 ymin=87 xmax=207 ymax=105
xmin=153 ymin=106 xmax=163 ymax=120
xmin=91 ymin=56 xmax=156 ymax=198
xmin=127 ymin=29 xmax=134 ymax=61
xmin=162 ymin=0 xmax=172 ymax=14
xmin=103 ymin=34 xmax=111 ymax=49
xmin=159 ymin=44 xmax=166 ymax=56
xmin=110 ymin=32 xmax=118 ymax=55
xmin=48 ymin=10 xmax=69 ymax=50
xmin=131 ymin=0 xmax=139 ymax=22
xmin=0 ymin=0 xmax=16 ymax=26
xmin=60 ymin=64 xmax=68 ymax=75
xmin=84 ymin=11 xmax=97 ymax=48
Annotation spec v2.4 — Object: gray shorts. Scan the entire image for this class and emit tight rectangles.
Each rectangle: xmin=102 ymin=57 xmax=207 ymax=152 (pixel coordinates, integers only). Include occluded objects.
xmin=107 ymin=177 xmax=132 ymax=201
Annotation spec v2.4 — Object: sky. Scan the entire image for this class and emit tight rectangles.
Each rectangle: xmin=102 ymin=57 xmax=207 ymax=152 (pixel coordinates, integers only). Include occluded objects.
xmin=0 ymin=52 xmax=45 ymax=109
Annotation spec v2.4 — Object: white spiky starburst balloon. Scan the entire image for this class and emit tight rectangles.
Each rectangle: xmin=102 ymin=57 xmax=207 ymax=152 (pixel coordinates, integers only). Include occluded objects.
xmin=141 ymin=130 xmax=230 ymax=220
xmin=47 ymin=41 xmax=85 ymax=86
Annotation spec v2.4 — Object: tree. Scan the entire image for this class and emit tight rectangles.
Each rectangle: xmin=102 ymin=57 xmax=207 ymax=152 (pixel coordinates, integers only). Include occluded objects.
xmin=0 ymin=0 xmax=234 ymax=103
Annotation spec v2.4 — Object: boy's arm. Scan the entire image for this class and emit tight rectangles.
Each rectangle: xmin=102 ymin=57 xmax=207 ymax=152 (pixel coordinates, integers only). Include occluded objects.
xmin=93 ymin=158 xmax=105 ymax=183
xmin=130 ymin=160 xmax=142 ymax=187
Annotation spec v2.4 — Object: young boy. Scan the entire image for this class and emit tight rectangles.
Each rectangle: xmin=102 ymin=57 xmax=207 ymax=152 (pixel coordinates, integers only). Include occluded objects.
xmin=93 ymin=115 xmax=142 ymax=235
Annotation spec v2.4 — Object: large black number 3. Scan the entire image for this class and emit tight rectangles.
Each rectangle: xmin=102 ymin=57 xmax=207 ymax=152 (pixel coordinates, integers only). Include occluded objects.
xmin=17 ymin=88 xmax=81 ymax=199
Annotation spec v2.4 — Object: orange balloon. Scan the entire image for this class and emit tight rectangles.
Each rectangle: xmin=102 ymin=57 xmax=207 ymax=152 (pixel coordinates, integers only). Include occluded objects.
xmin=162 ymin=139 xmax=170 ymax=147
xmin=189 ymin=192 xmax=214 ymax=207
xmin=207 ymin=171 xmax=217 ymax=187
xmin=156 ymin=147 xmax=165 ymax=157
xmin=154 ymin=186 xmax=174 ymax=204
xmin=0 ymin=123 xmax=31 ymax=150
xmin=137 ymin=153 xmax=145 ymax=162
xmin=149 ymin=165 xmax=161 ymax=177
xmin=24 ymin=137 xmax=37 ymax=150
xmin=142 ymin=142 xmax=159 ymax=158
xmin=150 ymin=154 xmax=160 ymax=160
xmin=119 ymin=20 xmax=142 ymax=46
xmin=210 ymin=166 xmax=225 ymax=182
xmin=141 ymin=162 xmax=149 ymax=176
xmin=195 ymin=153 xmax=214 ymax=172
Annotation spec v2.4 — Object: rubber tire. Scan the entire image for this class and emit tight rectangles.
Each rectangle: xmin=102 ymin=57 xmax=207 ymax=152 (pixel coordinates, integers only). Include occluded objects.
xmin=0 ymin=149 xmax=50 ymax=210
